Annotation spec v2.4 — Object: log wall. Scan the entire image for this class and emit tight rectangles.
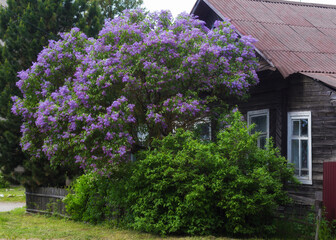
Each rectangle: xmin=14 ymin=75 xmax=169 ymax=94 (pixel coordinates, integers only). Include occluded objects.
xmin=286 ymin=75 xmax=336 ymax=203
xmin=238 ymin=72 xmax=336 ymax=205
xmin=238 ymin=70 xmax=287 ymax=155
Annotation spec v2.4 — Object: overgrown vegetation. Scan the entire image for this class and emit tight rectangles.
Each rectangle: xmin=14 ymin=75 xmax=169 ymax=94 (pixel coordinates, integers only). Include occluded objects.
xmin=317 ymin=210 xmax=336 ymax=240
xmin=0 ymin=171 xmax=9 ymax=188
xmin=65 ymin=111 xmax=296 ymax=237
xmin=0 ymin=0 xmax=142 ymax=187
xmin=64 ymin=171 xmax=130 ymax=224
xmin=272 ymin=207 xmax=336 ymax=240
xmin=12 ymin=9 xmax=259 ymax=175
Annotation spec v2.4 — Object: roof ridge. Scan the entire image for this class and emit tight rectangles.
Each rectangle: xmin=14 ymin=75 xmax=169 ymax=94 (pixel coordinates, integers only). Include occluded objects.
xmin=233 ymin=19 xmax=336 ymax=29
xmin=265 ymin=50 xmax=336 ymax=54
xmin=300 ymin=70 xmax=336 ymax=74
xmin=245 ymin=0 xmax=336 ymax=10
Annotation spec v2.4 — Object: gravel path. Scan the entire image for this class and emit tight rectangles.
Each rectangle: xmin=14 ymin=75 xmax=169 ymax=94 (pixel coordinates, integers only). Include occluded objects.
xmin=0 ymin=202 xmax=25 ymax=212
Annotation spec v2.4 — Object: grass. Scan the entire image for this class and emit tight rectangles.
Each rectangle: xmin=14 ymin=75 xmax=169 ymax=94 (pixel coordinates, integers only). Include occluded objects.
xmin=0 ymin=208 xmax=235 ymax=240
xmin=0 ymin=186 xmax=25 ymax=202
xmin=0 ymin=186 xmax=318 ymax=239
xmin=0 ymin=206 xmax=320 ymax=239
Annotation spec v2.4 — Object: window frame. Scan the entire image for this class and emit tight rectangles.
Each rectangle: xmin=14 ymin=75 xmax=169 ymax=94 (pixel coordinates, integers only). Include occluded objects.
xmin=247 ymin=109 xmax=270 ymax=148
xmin=287 ymin=111 xmax=312 ymax=185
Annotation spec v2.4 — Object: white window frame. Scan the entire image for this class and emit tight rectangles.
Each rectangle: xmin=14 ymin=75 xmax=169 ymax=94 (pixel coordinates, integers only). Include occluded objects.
xmin=247 ymin=109 xmax=270 ymax=148
xmin=287 ymin=111 xmax=312 ymax=185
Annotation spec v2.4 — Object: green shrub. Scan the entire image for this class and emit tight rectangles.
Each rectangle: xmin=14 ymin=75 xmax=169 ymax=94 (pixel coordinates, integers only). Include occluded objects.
xmin=0 ymin=172 xmax=9 ymax=188
xmin=64 ymin=111 xmax=296 ymax=237
xmin=64 ymin=166 xmax=129 ymax=224
xmin=126 ymin=111 xmax=296 ymax=236
xmin=318 ymin=210 xmax=336 ymax=240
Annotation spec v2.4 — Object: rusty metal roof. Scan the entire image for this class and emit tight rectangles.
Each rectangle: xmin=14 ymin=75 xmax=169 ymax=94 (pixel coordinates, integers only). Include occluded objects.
xmin=202 ymin=0 xmax=336 ymax=78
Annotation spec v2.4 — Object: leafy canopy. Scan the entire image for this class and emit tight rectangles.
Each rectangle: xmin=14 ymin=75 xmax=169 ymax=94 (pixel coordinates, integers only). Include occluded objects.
xmin=0 ymin=0 xmax=142 ymax=186
xmin=94 ymin=0 xmax=143 ymax=19
xmin=0 ymin=0 xmax=105 ymax=185
xmin=12 ymin=9 xmax=259 ymax=173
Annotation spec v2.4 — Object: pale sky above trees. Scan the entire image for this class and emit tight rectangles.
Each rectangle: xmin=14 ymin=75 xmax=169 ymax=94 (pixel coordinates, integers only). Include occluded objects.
xmin=142 ymin=0 xmax=336 ymax=17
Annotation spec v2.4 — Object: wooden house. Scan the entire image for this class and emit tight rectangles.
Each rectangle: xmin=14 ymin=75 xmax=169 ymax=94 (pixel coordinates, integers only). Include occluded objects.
xmin=192 ymin=0 xmax=336 ymax=206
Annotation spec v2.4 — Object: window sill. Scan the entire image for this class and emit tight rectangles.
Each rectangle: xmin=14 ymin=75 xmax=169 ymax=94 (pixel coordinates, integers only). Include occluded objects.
xmin=297 ymin=178 xmax=312 ymax=185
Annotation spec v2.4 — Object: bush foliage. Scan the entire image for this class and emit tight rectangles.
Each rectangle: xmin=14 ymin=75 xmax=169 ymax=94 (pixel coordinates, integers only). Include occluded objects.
xmin=0 ymin=171 xmax=9 ymax=188
xmin=65 ymin=111 xmax=295 ymax=236
xmin=12 ymin=9 xmax=258 ymax=174
xmin=64 ymin=166 xmax=129 ymax=224
xmin=0 ymin=0 xmax=141 ymax=187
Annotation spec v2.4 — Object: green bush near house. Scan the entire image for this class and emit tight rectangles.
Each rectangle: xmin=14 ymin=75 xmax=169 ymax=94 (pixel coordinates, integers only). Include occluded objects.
xmin=65 ymin=111 xmax=296 ymax=237
xmin=64 ymin=166 xmax=130 ymax=224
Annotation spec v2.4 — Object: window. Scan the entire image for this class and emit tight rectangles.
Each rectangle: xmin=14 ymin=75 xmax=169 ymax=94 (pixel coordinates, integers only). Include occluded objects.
xmin=194 ymin=118 xmax=211 ymax=141
xmin=173 ymin=118 xmax=211 ymax=141
xmin=247 ymin=109 xmax=269 ymax=149
xmin=137 ymin=124 xmax=149 ymax=146
xmin=287 ymin=111 xmax=312 ymax=184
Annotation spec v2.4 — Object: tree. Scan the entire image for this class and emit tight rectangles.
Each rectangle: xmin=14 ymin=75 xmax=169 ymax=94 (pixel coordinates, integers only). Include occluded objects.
xmin=12 ymin=10 xmax=259 ymax=174
xmin=94 ymin=0 xmax=143 ymax=19
xmin=0 ymin=0 xmax=105 ymax=186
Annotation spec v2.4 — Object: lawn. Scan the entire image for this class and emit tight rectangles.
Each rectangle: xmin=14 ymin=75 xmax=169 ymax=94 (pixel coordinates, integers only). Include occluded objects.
xmin=0 ymin=186 xmax=25 ymax=202
xmin=0 ymin=187 xmax=236 ymax=239
xmin=0 ymin=187 xmax=315 ymax=239
xmin=0 ymin=207 xmax=236 ymax=240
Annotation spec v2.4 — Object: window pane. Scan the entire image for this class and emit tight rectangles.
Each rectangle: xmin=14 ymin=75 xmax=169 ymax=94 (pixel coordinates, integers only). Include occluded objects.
xmin=195 ymin=122 xmax=211 ymax=141
xmin=291 ymin=139 xmax=299 ymax=175
xmin=259 ymin=135 xmax=267 ymax=149
xmin=251 ymin=115 xmax=267 ymax=134
xmin=137 ymin=131 xmax=148 ymax=144
xmin=293 ymin=120 xmax=300 ymax=136
xmin=301 ymin=119 xmax=308 ymax=137
xmin=301 ymin=170 xmax=308 ymax=177
xmin=301 ymin=140 xmax=308 ymax=177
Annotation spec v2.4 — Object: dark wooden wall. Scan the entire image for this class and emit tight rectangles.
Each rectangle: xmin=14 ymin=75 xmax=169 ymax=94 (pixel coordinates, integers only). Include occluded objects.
xmin=286 ymin=75 xmax=336 ymax=203
xmin=238 ymin=72 xmax=336 ymax=205
xmin=237 ymin=70 xmax=287 ymax=155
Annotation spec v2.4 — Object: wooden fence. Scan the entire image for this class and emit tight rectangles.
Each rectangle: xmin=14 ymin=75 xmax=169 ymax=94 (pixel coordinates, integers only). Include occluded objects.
xmin=25 ymin=187 xmax=68 ymax=217
xmin=278 ymin=198 xmax=323 ymax=240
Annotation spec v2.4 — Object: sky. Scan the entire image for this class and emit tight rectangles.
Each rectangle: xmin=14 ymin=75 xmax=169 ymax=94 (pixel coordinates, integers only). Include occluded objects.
xmin=142 ymin=0 xmax=336 ymax=17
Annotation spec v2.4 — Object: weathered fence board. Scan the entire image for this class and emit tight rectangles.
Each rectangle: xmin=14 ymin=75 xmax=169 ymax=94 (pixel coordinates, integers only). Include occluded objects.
xmin=25 ymin=187 xmax=67 ymax=216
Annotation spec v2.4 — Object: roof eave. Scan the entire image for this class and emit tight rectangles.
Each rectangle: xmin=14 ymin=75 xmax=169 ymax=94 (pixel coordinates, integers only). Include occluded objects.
xmin=190 ymin=0 xmax=202 ymax=15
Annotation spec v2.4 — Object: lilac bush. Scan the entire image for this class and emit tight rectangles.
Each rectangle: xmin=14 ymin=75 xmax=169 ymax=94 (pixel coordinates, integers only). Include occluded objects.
xmin=12 ymin=9 xmax=258 ymax=173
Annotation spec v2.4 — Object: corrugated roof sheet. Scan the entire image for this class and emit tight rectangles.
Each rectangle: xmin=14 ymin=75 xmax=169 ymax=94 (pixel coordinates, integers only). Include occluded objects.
xmin=204 ymin=0 xmax=336 ymax=78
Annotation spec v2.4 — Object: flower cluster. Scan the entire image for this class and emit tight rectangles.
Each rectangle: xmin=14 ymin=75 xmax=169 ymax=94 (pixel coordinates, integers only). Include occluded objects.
xmin=12 ymin=9 xmax=258 ymax=173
